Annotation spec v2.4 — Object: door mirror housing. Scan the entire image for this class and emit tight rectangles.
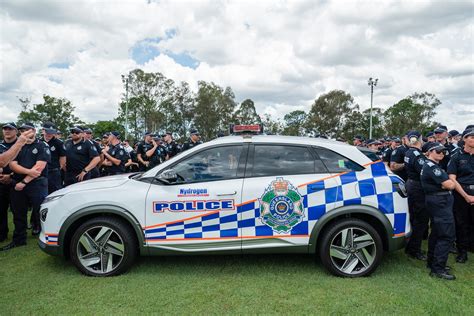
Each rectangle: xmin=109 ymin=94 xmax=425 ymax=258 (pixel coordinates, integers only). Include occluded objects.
xmin=157 ymin=169 xmax=178 ymax=184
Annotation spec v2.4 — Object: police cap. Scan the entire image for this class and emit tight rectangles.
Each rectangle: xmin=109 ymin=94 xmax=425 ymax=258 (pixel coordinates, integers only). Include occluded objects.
xmin=425 ymin=131 xmax=434 ymax=138
xmin=353 ymin=135 xmax=364 ymax=141
xmin=424 ymin=142 xmax=446 ymax=153
xmin=42 ymin=122 xmax=58 ymax=134
xmin=2 ymin=122 xmax=17 ymax=130
xmin=190 ymin=129 xmax=200 ymax=136
xmin=19 ymin=122 xmax=35 ymax=130
xmin=110 ymin=131 xmax=121 ymax=139
xmin=70 ymin=126 xmax=83 ymax=133
xmin=462 ymin=128 xmax=474 ymax=139
xmin=434 ymin=125 xmax=448 ymax=133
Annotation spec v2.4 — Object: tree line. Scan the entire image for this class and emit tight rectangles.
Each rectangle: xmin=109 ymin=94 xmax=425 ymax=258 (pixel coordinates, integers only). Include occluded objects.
xmin=5 ymin=68 xmax=441 ymax=142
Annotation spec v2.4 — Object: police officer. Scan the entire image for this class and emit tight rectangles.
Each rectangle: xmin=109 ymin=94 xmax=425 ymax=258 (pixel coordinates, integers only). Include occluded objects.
xmin=390 ymin=133 xmax=409 ymax=181
xmin=181 ymin=129 xmax=202 ymax=152
xmin=42 ymin=123 xmax=66 ymax=194
xmin=447 ymin=130 xmax=461 ymax=155
xmin=146 ymin=134 xmax=166 ymax=169
xmin=0 ymin=122 xmax=19 ymax=242
xmin=420 ymin=142 xmax=456 ymax=280
xmin=433 ymin=125 xmax=450 ymax=170
xmin=163 ymin=132 xmax=179 ymax=160
xmin=83 ymin=128 xmax=103 ymax=179
xmin=426 ymin=131 xmax=435 ymax=143
xmin=136 ymin=132 xmax=154 ymax=171
xmin=101 ymin=131 xmax=129 ymax=175
xmin=447 ymin=128 xmax=474 ymax=263
xmin=382 ymin=137 xmax=399 ymax=167
xmin=404 ymin=131 xmax=429 ymax=260
xmin=366 ymin=139 xmax=382 ymax=158
xmin=64 ymin=126 xmax=100 ymax=186
xmin=353 ymin=135 xmax=365 ymax=147
xmin=0 ymin=123 xmax=51 ymax=251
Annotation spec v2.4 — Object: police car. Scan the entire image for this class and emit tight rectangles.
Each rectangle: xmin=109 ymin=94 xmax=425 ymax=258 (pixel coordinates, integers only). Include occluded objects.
xmin=39 ymin=125 xmax=410 ymax=277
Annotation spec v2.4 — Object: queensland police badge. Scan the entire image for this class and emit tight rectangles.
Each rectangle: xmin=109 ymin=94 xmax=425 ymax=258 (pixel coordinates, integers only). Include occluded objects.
xmin=259 ymin=177 xmax=304 ymax=233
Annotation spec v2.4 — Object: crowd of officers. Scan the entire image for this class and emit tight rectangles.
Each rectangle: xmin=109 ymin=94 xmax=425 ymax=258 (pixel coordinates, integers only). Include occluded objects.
xmin=0 ymin=122 xmax=202 ymax=251
xmin=0 ymin=121 xmax=473 ymax=281
xmin=353 ymin=125 xmax=474 ymax=280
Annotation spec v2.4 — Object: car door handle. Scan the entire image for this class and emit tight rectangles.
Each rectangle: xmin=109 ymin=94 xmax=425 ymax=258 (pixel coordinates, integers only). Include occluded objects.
xmin=216 ymin=191 xmax=237 ymax=196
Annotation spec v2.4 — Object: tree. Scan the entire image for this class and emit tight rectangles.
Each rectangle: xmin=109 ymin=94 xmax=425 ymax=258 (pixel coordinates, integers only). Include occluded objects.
xmin=193 ymin=81 xmax=224 ymax=140
xmin=305 ymin=90 xmax=357 ymax=139
xmin=282 ymin=110 xmax=307 ymax=136
xmin=384 ymin=92 xmax=440 ymax=136
xmin=233 ymin=99 xmax=261 ymax=125
xmin=17 ymin=95 xmax=83 ymax=135
xmin=261 ymin=114 xmax=283 ymax=135
xmin=89 ymin=120 xmax=125 ymax=141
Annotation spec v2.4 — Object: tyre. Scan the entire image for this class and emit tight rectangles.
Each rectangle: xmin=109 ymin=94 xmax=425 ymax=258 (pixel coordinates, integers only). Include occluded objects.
xmin=318 ymin=218 xmax=383 ymax=277
xmin=70 ymin=216 xmax=137 ymax=277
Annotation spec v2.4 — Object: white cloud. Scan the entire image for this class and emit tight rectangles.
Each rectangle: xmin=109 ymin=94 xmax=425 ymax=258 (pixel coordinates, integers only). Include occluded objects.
xmin=0 ymin=0 xmax=472 ymax=132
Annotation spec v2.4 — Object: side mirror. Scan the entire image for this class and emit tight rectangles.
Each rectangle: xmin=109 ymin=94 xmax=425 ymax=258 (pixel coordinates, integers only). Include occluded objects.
xmin=157 ymin=169 xmax=178 ymax=184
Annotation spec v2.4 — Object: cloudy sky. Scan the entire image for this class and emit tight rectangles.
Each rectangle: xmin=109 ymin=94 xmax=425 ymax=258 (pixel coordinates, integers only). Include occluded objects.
xmin=1 ymin=0 xmax=473 ymax=131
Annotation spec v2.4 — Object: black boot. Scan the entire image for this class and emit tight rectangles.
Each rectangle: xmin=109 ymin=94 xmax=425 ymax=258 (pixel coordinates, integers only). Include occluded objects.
xmin=430 ymin=271 xmax=456 ymax=280
xmin=456 ymin=252 xmax=468 ymax=263
xmin=0 ymin=241 xmax=27 ymax=251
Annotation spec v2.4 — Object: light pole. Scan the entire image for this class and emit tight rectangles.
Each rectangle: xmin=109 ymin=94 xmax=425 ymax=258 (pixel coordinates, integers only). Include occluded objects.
xmin=125 ymin=76 xmax=129 ymax=140
xmin=368 ymin=77 xmax=378 ymax=139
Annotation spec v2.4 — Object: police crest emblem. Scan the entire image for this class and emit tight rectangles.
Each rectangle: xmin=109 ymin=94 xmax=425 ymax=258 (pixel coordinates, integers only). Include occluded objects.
xmin=433 ymin=168 xmax=442 ymax=176
xmin=32 ymin=148 xmax=38 ymax=154
xmin=259 ymin=177 xmax=304 ymax=234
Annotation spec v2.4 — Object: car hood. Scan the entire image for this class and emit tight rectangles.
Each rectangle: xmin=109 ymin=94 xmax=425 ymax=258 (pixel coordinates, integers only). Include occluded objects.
xmin=50 ymin=174 xmax=133 ymax=196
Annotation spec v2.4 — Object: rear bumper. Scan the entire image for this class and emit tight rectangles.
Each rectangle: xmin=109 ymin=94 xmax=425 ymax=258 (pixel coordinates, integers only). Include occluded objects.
xmin=388 ymin=232 xmax=410 ymax=252
xmin=38 ymin=239 xmax=62 ymax=256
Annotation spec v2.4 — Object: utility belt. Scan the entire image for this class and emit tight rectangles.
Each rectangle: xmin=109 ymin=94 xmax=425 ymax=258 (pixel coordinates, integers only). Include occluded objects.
xmin=461 ymin=184 xmax=474 ymax=194
xmin=48 ymin=167 xmax=61 ymax=172
xmin=406 ymin=178 xmax=420 ymax=183
xmin=426 ymin=191 xmax=452 ymax=196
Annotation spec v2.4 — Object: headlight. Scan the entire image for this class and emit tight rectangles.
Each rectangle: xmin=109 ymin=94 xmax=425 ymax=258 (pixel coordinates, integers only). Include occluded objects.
xmin=42 ymin=195 xmax=64 ymax=204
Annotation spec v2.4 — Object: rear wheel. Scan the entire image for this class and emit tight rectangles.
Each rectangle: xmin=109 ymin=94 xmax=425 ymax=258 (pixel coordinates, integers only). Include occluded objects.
xmin=70 ymin=217 xmax=137 ymax=277
xmin=319 ymin=218 xmax=383 ymax=277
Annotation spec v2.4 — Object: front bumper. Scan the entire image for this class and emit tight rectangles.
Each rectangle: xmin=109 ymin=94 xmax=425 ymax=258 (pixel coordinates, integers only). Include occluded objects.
xmin=38 ymin=238 xmax=62 ymax=256
xmin=388 ymin=232 xmax=410 ymax=252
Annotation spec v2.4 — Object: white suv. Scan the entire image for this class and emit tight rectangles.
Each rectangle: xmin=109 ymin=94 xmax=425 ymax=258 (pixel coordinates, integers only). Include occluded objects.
xmin=39 ymin=134 xmax=410 ymax=277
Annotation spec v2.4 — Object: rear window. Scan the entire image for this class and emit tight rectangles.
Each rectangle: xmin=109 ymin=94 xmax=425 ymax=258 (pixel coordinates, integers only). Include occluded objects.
xmin=358 ymin=148 xmax=379 ymax=162
xmin=313 ymin=147 xmax=364 ymax=173
xmin=252 ymin=145 xmax=315 ymax=177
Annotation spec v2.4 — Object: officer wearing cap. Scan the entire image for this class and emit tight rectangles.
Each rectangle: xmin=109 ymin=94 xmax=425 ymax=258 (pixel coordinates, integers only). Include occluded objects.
xmin=426 ymin=132 xmax=435 ymax=143
xmin=83 ymin=127 xmax=103 ymax=179
xmin=0 ymin=123 xmax=51 ymax=251
xmin=433 ymin=125 xmax=450 ymax=170
xmin=146 ymin=134 xmax=166 ymax=169
xmin=404 ymin=131 xmax=429 ymax=260
xmin=101 ymin=131 xmax=130 ymax=175
xmin=390 ymin=133 xmax=409 ymax=181
xmin=41 ymin=122 xmax=66 ymax=194
xmin=0 ymin=122 xmax=19 ymax=242
xmin=136 ymin=132 xmax=154 ymax=171
xmin=382 ymin=137 xmax=399 ymax=167
xmin=64 ymin=126 xmax=100 ymax=186
xmin=0 ymin=123 xmax=34 ymax=168
xmin=420 ymin=142 xmax=456 ymax=280
xmin=366 ymin=139 xmax=382 ymax=158
xmin=181 ymin=129 xmax=202 ymax=152
xmin=447 ymin=128 xmax=474 ymax=263
xmin=447 ymin=130 xmax=461 ymax=155
xmin=353 ymin=135 xmax=365 ymax=147
xmin=163 ymin=132 xmax=179 ymax=160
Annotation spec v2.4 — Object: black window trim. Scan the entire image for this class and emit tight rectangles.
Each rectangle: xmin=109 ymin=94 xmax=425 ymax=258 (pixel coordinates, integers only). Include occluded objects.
xmin=152 ymin=143 xmax=249 ymax=185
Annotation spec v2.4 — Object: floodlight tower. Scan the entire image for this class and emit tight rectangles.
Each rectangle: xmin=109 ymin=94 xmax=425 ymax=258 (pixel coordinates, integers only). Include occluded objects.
xmin=368 ymin=77 xmax=378 ymax=139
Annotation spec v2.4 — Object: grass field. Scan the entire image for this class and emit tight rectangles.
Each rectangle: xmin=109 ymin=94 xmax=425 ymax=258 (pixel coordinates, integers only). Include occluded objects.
xmin=1 ymin=216 xmax=473 ymax=315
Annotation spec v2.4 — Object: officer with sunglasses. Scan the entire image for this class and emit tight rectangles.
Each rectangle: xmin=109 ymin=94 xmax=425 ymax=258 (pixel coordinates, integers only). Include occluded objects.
xmin=448 ymin=128 xmax=474 ymax=263
xmin=64 ymin=126 xmax=100 ymax=186
xmin=421 ymin=142 xmax=456 ymax=280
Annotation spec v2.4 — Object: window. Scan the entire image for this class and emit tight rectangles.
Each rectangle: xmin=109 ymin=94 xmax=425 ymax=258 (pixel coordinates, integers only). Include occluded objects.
xmin=251 ymin=145 xmax=315 ymax=177
xmin=171 ymin=145 xmax=243 ymax=183
xmin=315 ymin=147 xmax=364 ymax=173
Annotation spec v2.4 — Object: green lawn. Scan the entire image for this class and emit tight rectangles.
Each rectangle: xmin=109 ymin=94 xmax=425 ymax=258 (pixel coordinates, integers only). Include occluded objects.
xmin=0 ymin=215 xmax=473 ymax=315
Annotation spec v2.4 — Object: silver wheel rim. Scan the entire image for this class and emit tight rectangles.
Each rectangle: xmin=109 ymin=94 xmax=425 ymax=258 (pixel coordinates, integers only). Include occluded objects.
xmin=77 ymin=226 xmax=125 ymax=274
xmin=329 ymin=227 xmax=376 ymax=275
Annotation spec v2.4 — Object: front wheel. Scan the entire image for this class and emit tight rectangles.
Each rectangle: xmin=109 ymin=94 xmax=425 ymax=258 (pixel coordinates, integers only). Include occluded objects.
xmin=70 ymin=216 xmax=137 ymax=277
xmin=319 ymin=218 xmax=383 ymax=277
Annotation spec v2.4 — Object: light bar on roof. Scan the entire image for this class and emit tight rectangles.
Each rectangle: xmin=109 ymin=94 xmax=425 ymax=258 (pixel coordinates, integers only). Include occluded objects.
xmin=231 ymin=124 xmax=263 ymax=134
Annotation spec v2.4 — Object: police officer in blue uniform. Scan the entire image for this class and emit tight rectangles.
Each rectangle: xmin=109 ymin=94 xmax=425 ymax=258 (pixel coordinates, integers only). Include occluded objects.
xmin=433 ymin=125 xmax=450 ymax=170
xmin=448 ymin=128 xmax=474 ymax=263
xmin=64 ymin=126 xmax=100 ymax=186
xmin=42 ymin=123 xmax=66 ymax=193
xmin=136 ymin=132 xmax=154 ymax=171
xmin=83 ymin=128 xmax=103 ymax=179
xmin=404 ymin=131 xmax=429 ymax=260
xmin=353 ymin=135 xmax=365 ymax=147
xmin=0 ymin=122 xmax=19 ymax=242
xmin=181 ymin=129 xmax=202 ymax=152
xmin=163 ymin=132 xmax=179 ymax=160
xmin=101 ymin=131 xmax=130 ymax=175
xmin=0 ymin=123 xmax=51 ymax=251
xmin=390 ymin=134 xmax=409 ymax=181
xmin=420 ymin=142 xmax=457 ymax=280
xmin=146 ymin=134 xmax=166 ymax=169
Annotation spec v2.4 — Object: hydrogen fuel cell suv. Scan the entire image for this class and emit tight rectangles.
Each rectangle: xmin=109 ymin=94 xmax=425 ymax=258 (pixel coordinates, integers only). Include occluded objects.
xmin=39 ymin=132 xmax=410 ymax=277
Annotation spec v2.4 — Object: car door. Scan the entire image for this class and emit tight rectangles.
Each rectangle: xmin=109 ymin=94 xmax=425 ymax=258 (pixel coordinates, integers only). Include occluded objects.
xmin=240 ymin=143 xmax=338 ymax=253
xmin=144 ymin=144 xmax=247 ymax=253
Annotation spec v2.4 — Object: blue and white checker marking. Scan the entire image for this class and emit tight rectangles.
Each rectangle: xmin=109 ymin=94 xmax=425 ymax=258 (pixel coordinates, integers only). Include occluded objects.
xmin=144 ymin=161 xmax=410 ymax=241
xmin=45 ymin=234 xmax=58 ymax=243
